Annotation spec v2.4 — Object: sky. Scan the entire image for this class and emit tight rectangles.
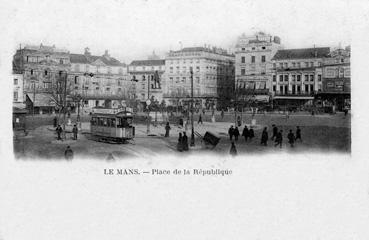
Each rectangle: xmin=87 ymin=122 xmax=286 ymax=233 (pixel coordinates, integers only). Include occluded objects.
xmin=1 ymin=0 xmax=366 ymax=64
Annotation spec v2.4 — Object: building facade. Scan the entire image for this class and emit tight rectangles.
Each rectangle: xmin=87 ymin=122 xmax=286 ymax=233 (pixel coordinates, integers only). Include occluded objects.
xmin=12 ymin=72 xmax=24 ymax=109
xmin=235 ymin=32 xmax=282 ymax=105
xmin=69 ymin=48 xmax=132 ymax=110
xmin=270 ymin=47 xmax=330 ymax=108
xmin=163 ymin=47 xmax=235 ymax=110
xmin=318 ymin=46 xmax=351 ymax=111
xmin=128 ymin=59 xmax=165 ymax=107
xmin=12 ymin=44 xmax=70 ymax=114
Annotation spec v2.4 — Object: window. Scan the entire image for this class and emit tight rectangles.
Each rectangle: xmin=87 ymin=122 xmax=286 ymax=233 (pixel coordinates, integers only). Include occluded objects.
xmin=273 ymin=75 xmax=276 ymax=82
xmin=242 ymin=48 xmax=245 ymax=51
xmin=176 ymin=66 xmax=180 ymax=73
xmin=292 ymin=62 xmax=296 ymax=68
xmin=261 ymin=56 xmax=266 ymax=63
xmin=30 ymin=69 xmax=34 ymax=75
xmin=241 ymin=56 xmax=245 ymax=63
xmin=252 ymin=47 xmax=255 ymax=50
xmin=262 ymin=46 xmax=266 ymax=50
xmin=74 ymin=76 xmax=78 ymax=84
xmin=305 ymin=85 xmax=309 ymax=92
xmin=43 ymin=82 xmax=50 ymax=89
xmin=13 ymin=92 xmax=18 ymax=101
xmin=170 ymin=67 xmax=173 ymax=73
xmin=74 ymin=86 xmax=78 ymax=90
xmin=297 ymin=75 xmax=301 ymax=81
xmin=318 ymin=74 xmax=322 ymax=81
xmin=106 ymin=87 xmax=110 ymax=91
xmin=273 ymin=63 xmax=276 ymax=69
xmin=305 ymin=62 xmax=309 ymax=67
xmin=279 ymin=63 xmax=283 ymax=68
xmin=310 ymin=62 xmax=314 ymax=67
xmin=279 ymin=75 xmax=283 ymax=82
xmin=292 ymin=75 xmax=296 ymax=81
xmin=280 ymin=86 xmax=283 ymax=93
xmin=297 ymin=86 xmax=301 ymax=93
xmin=284 ymin=63 xmax=288 ymax=68
xmin=284 ymin=75 xmax=289 ymax=82
xmin=14 ymin=79 xmax=18 ymax=85
xmin=182 ymin=77 xmax=186 ymax=83
xmin=96 ymin=87 xmax=99 ymax=90
xmin=44 ymin=70 xmax=48 ymax=76
xmin=297 ymin=62 xmax=301 ymax=68
xmin=196 ymin=77 xmax=200 ymax=84
xmin=310 ymin=75 xmax=314 ymax=82
xmin=273 ymin=86 xmax=276 ymax=92
xmin=251 ymin=56 xmax=255 ymax=63
xmin=304 ymin=75 xmax=309 ymax=81
xmin=310 ymin=85 xmax=314 ymax=92
xmin=196 ymin=66 xmax=200 ymax=72
xmin=284 ymin=85 xmax=288 ymax=94
xmin=241 ymin=68 xmax=245 ymax=75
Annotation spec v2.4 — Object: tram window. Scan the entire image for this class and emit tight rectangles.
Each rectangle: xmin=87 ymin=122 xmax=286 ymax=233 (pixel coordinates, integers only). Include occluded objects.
xmin=111 ymin=118 xmax=116 ymax=127
xmin=98 ymin=118 xmax=104 ymax=126
xmin=103 ymin=118 xmax=107 ymax=126
xmin=107 ymin=118 xmax=112 ymax=127
xmin=126 ymin=118 xmax=132 ymax=125
xmin=117 ymin=118 xmax=123 ymax=127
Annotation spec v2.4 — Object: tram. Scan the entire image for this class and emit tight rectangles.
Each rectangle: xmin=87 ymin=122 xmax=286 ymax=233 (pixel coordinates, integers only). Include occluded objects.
xmin=90 ymin=107 xmax=135 ymax=143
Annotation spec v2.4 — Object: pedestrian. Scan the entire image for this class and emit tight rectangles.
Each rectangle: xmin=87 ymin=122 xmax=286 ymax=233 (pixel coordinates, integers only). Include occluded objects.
xmin=221 ymin=109 xmax=224 ymax=119
xmin=242 ymin=125 xmax=249 ymax=142
xmin=72 ymin=124 xmax=78 ymax=140
xmin=228 ymin=125 xmax=234 ymax=141
xmin=202 ymin=109 xmax=205 ymax=115
xmin=64 ymin=146 xmax=73 ymax=160
xmin=198 ymin=114 xmax=203 ymax=124
xmin=295 ymin=126 xmax=302 ymax=142
xmin=164 ymin=122 xmax=171 ymax=137
xmin=182 ymin=132 xmax=189 ymax=151
xmin=249 ymin=127 xmax=255 ymax=140
xmin=261 ymin=127 xmax=268 ymax=146
xmin=53 ymin=116 xmax=57 ymax=128
xmin=177 ymin=133 xmax=183 ymax=152
xmin=229 ymin=141 xmax=237 ymax=156
xmin=271 ymin=124 xmax=278 ymax=141
xmin=56 ymin=124 xmax=63 ymax=140
xmin=287 ymin=129 xmax=295 ymax=147
xmin=275 ymin=130 xmax=283 ymax=148
xmin=234 ymin=127 xmax=240 ymax=141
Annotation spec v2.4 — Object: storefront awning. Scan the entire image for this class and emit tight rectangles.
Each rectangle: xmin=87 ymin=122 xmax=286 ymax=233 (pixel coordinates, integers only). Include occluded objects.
xmin=26 ymin=93 xmax=56 ymax=107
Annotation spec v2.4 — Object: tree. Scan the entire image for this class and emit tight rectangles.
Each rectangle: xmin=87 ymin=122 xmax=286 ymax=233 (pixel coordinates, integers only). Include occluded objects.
xmin=49 ymin=72 xmax=70 ymax=126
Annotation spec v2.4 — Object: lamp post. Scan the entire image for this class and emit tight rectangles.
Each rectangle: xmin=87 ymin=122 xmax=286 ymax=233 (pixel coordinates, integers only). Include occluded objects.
xmin=146 ymin=75 xmax=151 ymax=135
xmin=190 ymin=67 xmax=195 ymax=146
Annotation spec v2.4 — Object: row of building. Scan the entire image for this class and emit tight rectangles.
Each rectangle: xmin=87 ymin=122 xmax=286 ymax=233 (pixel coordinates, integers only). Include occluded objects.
xmin=12 ymin=32 xmax=350 ymax=114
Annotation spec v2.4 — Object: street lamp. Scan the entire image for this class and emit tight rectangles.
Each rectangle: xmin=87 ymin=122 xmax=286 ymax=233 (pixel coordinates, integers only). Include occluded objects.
xmin=146 ymin=75 xmax=151 ymax=135
xmin=190 ymin=67 xmax=195 ymax=146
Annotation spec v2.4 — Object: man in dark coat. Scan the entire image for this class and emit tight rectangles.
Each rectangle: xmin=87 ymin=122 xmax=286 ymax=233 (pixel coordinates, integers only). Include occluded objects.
xmin=228 ymin=125 xmax=234 ymax=141
xmin=182 ymin=132 xmax=189 ymax=151
xmin=261 ymin=127 xmax=268 ymax=146
xmin=221 ymin=110 xmax=224 ymax=119
xmin=271 ymin=124 xmax=278 ymax=141
xmin=295 ymin=126 xmax=302 ymax=142
xmin=64 ymin=146 xmax=73 ymax=160
xmin=287 ymin=129 xmax=295 ymax=147
xmin=177 ymin=133 xmax=183 ymax=152
xmin=56 ymin=125 xmax=63 ymax=140
xmin=275 ymin=130 xmax=283 ymax=148
xmin=164 ymin=122 xmax=171 ymax=137
xmin=229 ymin=142 xmax=237 ymax=156
xmin=242 ymin=125 xmax=249 ymax=142
xmin=72 ymin=124 xmax=78 ymax=140
xmin=234 ymin=127 xmax=240 ymax=141
xmin=249 ymin=127 xmax=255 ymax=140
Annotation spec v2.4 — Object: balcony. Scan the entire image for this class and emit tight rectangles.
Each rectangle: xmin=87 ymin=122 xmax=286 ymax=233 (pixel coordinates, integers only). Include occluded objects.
xmin=274 ymin=91 xmax=316 ymax=97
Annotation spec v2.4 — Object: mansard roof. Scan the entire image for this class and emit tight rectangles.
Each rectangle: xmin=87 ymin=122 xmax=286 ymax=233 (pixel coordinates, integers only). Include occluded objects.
xmin=129 ymin=59 xmax=165 ymax=66
xmin=70 ymin=53 xmax=125 ymax=66
xmin=272 ymin=47 xmax=330 ymax=60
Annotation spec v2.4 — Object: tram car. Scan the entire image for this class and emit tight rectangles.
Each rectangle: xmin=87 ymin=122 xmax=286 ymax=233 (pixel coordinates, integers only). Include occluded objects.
xmin=90 ymin=107 xmax=135 ymax=143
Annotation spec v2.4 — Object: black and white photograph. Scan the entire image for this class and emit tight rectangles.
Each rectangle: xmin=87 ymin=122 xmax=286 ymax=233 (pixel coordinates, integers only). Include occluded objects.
xmin=0 ymin=0 xmax=369 ymax=239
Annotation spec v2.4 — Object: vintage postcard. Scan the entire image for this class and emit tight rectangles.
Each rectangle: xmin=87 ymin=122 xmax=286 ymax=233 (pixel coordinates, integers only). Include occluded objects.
xmin=0 ymin=0 xmax=368 ymax=239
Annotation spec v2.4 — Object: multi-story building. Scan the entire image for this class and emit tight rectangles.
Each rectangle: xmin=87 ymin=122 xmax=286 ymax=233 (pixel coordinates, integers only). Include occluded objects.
xmin=12 ymin=61 xmax=25 ymax=109
xmin=69 ymin=48 xmax=132 ymax=110
xmin=270 ymin=47 xmax=330 ymax=108
xmin=128 ymin=59 xmax=165 ymax=108
xmin=163 ymin=46 xmax=235 ymax=110
xmin=318 ymin=46 xmax=350 ymax=111
xmin=235 ymin=32 xmax=282 ymax=104
xmin=12 ymin=44 xmax=70 ymax=114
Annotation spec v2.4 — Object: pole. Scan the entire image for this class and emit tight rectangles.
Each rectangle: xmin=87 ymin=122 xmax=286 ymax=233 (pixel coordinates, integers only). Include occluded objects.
xmin=146 ymin=75 xmax=150 ymax=135
xmin=234 ymin=79 xmax=237 ymax=126
xmin=63 ymin=72 xmax=67 ymax=140
xmin=190 ymin=67 xmax=195 ymax=146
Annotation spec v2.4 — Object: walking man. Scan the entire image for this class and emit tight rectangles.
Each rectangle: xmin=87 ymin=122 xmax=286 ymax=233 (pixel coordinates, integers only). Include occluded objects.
xmin=234 ymin=127 xmax=240 ymax=141
xmin=249 ymin=127 xmax=255 ymax=141
xmin=177 ymin=133 xmax=183 ymax=152
xmin=287 ymin=129 xmax=295 ymax=147
xmin=64 ymin=146 xmax=73 ymax=160
xmin=164 ymin=122 xmax=171 ymax=137
xmin=182 ymin=132 xmax=189 ymax=151
xmin=228 ymin=125 xmax=234 ymax=141
xmin=242 ymin=125 xmax=249 ymax=142
xmin=221 ymin=109 xmax=224 ymax=119
xmin=295 ymin=126 xmax=302 ymax=142
xmin=72 ymin=124 xmax=78 ymax=140
xmin=275 ymin=130 xmax=283 ymax=148
xmin=56 ymin=124 xmax=63 ymax=140
xmin=261 ymin=127 xmax=268 ymax=146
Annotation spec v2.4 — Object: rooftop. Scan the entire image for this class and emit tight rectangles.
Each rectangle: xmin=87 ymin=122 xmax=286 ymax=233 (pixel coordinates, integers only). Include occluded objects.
xmin=129 ymin=59 xmax=165 ymax=66
xmin=70 ymin=53 xmax=125 ymax=66
xmin=272 ymin=47 xmax=330 ymax=60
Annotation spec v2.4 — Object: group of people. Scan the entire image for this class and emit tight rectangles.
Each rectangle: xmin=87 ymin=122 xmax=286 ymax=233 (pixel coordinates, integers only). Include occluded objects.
xmin=228 ymin=125 xmax=255 ymax=142
xmin=177 ymin=132 xmax=189 ymax=152
xmin=229 ymin=124 xmax=303 ymax=155
xmin=55 ymin=124 xmax=79 ymax=141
